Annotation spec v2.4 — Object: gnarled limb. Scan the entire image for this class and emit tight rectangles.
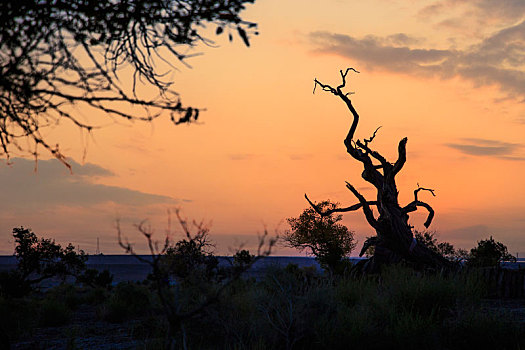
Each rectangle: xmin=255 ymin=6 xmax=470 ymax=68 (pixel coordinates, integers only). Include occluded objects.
xmin=402 ymin=184 xmax=436 ymax=228
xmin=359 ymin=236 xmax=380 ymax=257
xmin=403 ymin=201 xmax=435 ymax=228
xmin=314 ymin=68 xmax=361 ymax=147
xmin=414 ymin=184 xmax=436 ymax=201
xmin=304 ymin=193 xmax=377 ymax=217
xmin=345 ymin=181 xmax=378 ymax=229
xmin=363 ymin=126 xmax=381 ymax=147
xmin=356 ymin=139 xmax=389 ymax=169
xmin=391 ymin=137 xmax=408 ymax=179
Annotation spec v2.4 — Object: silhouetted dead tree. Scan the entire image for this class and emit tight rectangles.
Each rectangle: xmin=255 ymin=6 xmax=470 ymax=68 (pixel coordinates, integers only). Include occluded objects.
xmin=306 ymin=69 xmax=453 ymax=273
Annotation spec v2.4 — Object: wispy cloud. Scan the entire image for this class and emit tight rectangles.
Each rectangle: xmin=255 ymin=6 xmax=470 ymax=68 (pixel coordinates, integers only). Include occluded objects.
xmin=0 ymin=158 xmax=176 ymax=209
xmin=419 ymin=0 xmax=525 ymax=24
xmin=309 ymin=20 xmax=525 ymax=100
xmin=228 ymin=154 xmax=257 ymax=161
xmin=446 ymin=138 xmax=525 ymax=160
xmin=289 ymin=153 xmax=313 ymax=161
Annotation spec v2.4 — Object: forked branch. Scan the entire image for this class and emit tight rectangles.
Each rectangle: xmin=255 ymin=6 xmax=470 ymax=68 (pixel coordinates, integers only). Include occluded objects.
xmin=414 ymin=184 xmax=436 ymax=201
xmin=313 ymin=68 xmax=361 ymax=145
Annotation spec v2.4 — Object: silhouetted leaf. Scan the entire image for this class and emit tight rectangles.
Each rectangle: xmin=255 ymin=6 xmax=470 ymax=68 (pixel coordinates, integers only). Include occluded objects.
xmin=216 ymin=26 xmax=223 ymax=35
xmin=229 ymin=33 xmax=233 ymax=42
xmin=237 ymin=26 xmax=250 ymax=47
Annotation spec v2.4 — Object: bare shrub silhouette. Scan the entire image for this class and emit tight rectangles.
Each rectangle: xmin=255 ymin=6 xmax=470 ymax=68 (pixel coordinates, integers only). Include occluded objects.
xmin=117 ymin=209 xmax=275 ymax=348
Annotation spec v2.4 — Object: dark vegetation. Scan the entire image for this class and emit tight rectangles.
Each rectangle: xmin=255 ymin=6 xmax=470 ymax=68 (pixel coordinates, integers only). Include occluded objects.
xmin=284 ymin=200 xmax=356 ymax=274
xmin=1 ymin=221 xmax=523 ymax=349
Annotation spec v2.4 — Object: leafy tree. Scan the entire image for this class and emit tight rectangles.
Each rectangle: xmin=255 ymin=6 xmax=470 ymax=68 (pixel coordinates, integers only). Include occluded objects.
xmin=0 ymin=0 xmax=258 ymax=166
xmin=0 ymin=227 xmax=89 ymax=296
xmin=467 ymin=236 xmax=516 ymax=267
xmin=12 ymin=227 xmax=86 ymax=283
xmin=284 ymin=200 xmax=356 ymax=273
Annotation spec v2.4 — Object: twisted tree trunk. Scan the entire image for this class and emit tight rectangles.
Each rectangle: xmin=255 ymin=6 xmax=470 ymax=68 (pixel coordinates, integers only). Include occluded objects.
xmin=307 ymin=69 xmax=453 ymax=273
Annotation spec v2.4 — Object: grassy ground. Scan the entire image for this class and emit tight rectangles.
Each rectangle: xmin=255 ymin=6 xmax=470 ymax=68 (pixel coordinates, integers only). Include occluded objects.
xmin=3 ymin=264 xmax=525 ymax=350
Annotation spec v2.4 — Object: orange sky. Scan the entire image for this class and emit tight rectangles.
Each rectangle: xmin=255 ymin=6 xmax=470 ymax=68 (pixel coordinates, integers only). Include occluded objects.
xmin=1 ymin=0 xmax=525 ymax=256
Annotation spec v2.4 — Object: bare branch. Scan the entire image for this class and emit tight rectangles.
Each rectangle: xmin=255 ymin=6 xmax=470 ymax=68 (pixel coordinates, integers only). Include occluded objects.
xmin=313 ymin=68 xmax=361 ymax=146
xmin=345 ymin=182 xmax=378 ymax=229
xmin=363 ymin=126 xmax=381 ymax=147
xmin=402 ymin=200 xmax=435 ymax=228
xmin=359 ymin=236 xmax=380 ymax=257
xmin=355 ymin=139 xmax=389 ymax=169
xmin=391 ymin=137 xmax=408 ymax=178
xmin=401 ymin=184 xmax=437 ymax=228
xmin=414 ymin=183 xmax=436 ymax=202
xmin=304 ymin=193 xmax=377 ymax=217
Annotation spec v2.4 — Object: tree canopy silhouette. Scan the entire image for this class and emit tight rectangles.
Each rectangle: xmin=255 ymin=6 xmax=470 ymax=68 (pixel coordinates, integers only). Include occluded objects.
xmin=285 ymin=200 xmax=356 ymax=273
xmin=306 ymin=68 xmax=453 ymax=273
xmin=0 ymin=0 xmax=257 ymax=167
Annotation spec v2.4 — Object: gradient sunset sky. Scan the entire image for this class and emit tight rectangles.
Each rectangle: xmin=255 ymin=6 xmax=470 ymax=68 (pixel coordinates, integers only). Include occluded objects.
xmin=1 ymin=0 xmax=524 ymax=256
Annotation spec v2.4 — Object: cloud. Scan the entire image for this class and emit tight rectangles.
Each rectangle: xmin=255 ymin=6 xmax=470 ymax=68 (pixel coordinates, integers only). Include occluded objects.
xmin=289 ymin=153 xmax=313 ymax=160
xmin=0 ymin=158 xmax=175 ymax=209
xmin=445 ymin=138 xmax=525 ymax=160
xmin=419 ymin=0 xmax=525 ymax=23
xmin=309 ymin=20 xmax=525 ymax=100
xmin=228 ymin=154 xmax=257 ymax=161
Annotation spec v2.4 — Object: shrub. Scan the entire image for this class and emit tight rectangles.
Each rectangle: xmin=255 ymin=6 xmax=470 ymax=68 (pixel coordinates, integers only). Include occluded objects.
xmin=467 ymin=236 xmax=516 ymax=267
xmin=76 ymin=268 xmax=113 ymax=289
xmin=284 ymin=201 xmax=356 ymax=273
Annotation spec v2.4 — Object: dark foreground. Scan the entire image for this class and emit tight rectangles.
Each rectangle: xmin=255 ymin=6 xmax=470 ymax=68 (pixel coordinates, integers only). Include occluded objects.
xmin=3 ymin=262 xmax=525 ymax=350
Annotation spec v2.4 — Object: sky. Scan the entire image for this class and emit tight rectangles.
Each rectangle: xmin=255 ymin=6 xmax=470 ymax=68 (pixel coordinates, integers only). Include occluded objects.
xmin=1 ymin=0 xmax=525 ymax=256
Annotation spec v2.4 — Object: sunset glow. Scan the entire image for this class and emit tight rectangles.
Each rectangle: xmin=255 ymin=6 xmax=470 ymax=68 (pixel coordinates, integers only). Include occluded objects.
xmin=1 ymin=0 xmax=524 ymax=256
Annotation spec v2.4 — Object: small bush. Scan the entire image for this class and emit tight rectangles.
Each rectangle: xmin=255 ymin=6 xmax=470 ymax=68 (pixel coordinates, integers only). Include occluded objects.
xmin=467 ymin=236 xmax=516 ymax=267
xmin=77 ymin=268 xmax=113 ymax=289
